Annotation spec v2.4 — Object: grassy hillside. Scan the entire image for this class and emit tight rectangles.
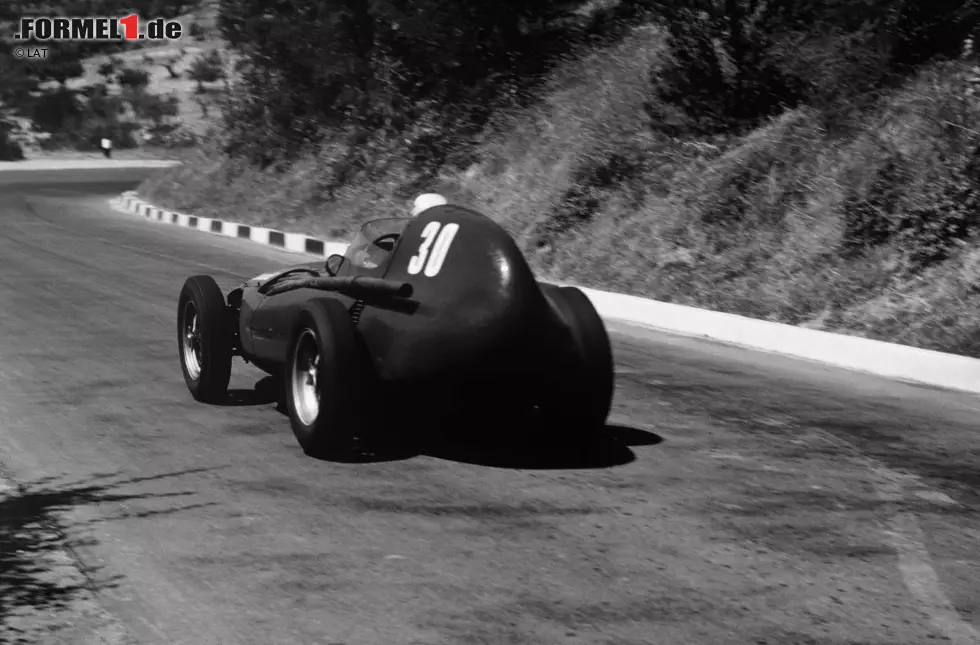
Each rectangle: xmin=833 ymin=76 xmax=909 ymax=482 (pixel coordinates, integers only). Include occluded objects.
xmin=138 ymin=26 xmax=980 ymax=358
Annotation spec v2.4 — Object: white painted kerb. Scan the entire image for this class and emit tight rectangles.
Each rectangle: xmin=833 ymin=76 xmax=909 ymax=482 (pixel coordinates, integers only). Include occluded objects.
xmin=581 ymin=287 xmax=980 ymax=393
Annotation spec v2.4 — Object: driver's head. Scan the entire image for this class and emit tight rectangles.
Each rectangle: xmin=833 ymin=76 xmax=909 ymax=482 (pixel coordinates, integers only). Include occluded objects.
xmin=412 ymin=193 xmax=448 ymax=217
xmin=355 ymin=246 xmax=383 ymax=269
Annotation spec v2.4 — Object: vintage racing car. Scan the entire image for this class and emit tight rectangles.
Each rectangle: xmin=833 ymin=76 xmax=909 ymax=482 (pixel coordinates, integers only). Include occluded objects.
xmin=176 ymin=203 xmax=614 ymax=456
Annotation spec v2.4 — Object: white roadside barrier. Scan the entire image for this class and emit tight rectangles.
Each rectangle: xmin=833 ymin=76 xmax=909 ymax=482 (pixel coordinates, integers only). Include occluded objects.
xmin=0 ymin=159 xmax=181 ymax=185
xmin=112 ymin=190 xmax=980 ymax=395
xmin=580 ymin=287 xmax=980 ymax=393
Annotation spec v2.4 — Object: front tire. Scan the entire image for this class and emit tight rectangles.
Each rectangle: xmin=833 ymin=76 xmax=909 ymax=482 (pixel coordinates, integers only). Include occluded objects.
xmin=540 ymin=286 xmax=615 ymax=438
xmin=284 ymin=298 xmax=367 ymax=457
xmin=178 ymin=275 xmax=233 ymax=403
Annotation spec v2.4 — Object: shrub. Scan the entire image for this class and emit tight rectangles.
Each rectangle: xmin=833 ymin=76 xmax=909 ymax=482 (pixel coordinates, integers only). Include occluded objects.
xmin=0 ymin=119 xmax=25 ymax=160
xmin=97 ymin=60 xmax=117 ymax=82
xmin=187 ymin=50 xmax=224 ymax=94
xmin=29 ymin=87 xmax=84 ymax=134
xmin=117 ymin=67 xmax=151 ymax=89
xmin=842 ymin=149 xmax=912 ymax=252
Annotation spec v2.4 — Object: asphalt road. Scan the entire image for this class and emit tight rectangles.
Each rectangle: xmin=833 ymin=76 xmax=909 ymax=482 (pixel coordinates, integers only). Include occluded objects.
xmin=2 ymin=173 xmax=980 ymax=645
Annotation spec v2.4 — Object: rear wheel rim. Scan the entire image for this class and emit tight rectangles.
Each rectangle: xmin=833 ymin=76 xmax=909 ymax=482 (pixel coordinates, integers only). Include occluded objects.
xmin=291 ymin=329 xmax=321 ymax=426
xmin=181 ymin=301 xmax=202 ymax=380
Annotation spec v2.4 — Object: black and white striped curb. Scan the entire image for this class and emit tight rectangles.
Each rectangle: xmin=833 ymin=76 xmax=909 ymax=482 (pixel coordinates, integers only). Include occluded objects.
xmin=110 ymin=190 xmax=350 ymax=257
xmin=107 ymin=191 xmax=980 ymax=393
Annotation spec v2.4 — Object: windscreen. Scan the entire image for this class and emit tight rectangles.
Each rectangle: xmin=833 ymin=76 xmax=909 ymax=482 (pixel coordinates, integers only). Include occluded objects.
xmin=346 ymin=218 xmax=413 ymax=270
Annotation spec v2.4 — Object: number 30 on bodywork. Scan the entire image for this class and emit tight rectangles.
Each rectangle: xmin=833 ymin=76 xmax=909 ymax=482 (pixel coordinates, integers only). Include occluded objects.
xmin=407 ymin=221 xmax=460 ymax=278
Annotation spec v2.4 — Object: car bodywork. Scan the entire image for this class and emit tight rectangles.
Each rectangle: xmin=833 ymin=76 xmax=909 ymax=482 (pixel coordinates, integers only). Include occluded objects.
xmin=178 ymin=202 xmax=613 ymax=454
xmin=226 ymin=205 xmax=581 ymax=403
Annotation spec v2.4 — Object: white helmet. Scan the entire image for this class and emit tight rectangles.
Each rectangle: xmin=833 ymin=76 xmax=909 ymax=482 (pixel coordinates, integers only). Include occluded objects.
xmin=411 ymin=193 xmax=448 ymax=216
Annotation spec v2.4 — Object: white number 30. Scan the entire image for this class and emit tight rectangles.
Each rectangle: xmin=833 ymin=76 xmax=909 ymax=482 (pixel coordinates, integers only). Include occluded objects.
xmin=407 ymin=221 xmax=460 ymax=277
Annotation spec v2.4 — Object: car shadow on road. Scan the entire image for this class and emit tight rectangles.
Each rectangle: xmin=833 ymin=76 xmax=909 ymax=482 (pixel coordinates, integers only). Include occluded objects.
xmin=420 ymin=422 xmax=663 ymax=470
xmin=217 ymin=376 xmax=282 ymax=407
xmin=310 ymin=418 xmax=663 ymax=470
xmin=218 ymin=378 xmax=663 ymax=469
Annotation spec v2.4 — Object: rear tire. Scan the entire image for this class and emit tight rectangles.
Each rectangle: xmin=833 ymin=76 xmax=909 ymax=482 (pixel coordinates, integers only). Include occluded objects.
xmin=284 ymin=298 xmax=367 ymax=458
xmin=540 ymin=286 xmax=615 ymax=439
xmin=178 ymin=275 xmax=233 ymax=403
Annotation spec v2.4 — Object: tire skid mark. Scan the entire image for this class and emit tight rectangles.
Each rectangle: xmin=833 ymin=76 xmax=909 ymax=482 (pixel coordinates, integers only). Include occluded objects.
xmin=885 ymin=512 xmax=980 ymax=644
xmin=817 ymin=435 xmax=980 ymax=644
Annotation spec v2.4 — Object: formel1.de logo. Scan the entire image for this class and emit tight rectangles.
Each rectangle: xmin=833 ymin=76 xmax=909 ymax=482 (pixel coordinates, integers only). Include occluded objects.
xmin=14 ymin=15 xmax=183 ymax=41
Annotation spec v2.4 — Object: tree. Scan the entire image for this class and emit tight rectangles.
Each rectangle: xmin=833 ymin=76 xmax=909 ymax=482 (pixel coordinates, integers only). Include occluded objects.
xmin=215 ymin=0 xmax=610 ymax=167
xmin=83 ymin=83 xmax=126 ymax=120
xmin=188 ymin=20 xmax=206 ymax=40
xmin=113 ymin=66 xmax=151 ymax=121
xmin=641 ymin=0 xmax=980 ymax=135
xmin=194 ymin=95 xmax=211 ymax=119
xmin=187 ymin=50 xmax=225 ymax=93
xmin=118 ymin=67 xmax=151 ymax=90
xmin=31 ymin=44 xmax=86 ymax=86
xmin=29 ymin=86 xmax=84 ymax=134
xmin=97 ymin=60 xmax=117 ymax=83
xmin=162 ymin=55 xmax=184 ymax=79
xmin=0 ymin=116 xmax=25 ymax=161
xmin=0 ymin=52 xmax=39 ymax=109
xmin=141 ymin=92 xmax=181 ymax=127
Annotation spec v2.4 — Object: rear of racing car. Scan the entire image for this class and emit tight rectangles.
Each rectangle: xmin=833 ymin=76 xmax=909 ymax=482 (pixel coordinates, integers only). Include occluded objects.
xmin=359 ymin=205 xmax=614 ymax=437
xmin=177 ymin=203 xmax=613 ymax=458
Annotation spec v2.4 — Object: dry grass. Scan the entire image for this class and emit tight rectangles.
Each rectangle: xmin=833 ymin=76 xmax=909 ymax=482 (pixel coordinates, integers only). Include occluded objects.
xmin=138 ymin=142 xmax=417 ymax=239
xmin=139 ymin=28 xmax=980 ymax=357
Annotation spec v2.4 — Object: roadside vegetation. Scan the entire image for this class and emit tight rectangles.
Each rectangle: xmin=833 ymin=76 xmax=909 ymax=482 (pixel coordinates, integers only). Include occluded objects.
xmin=0 ymin=0 xmax=223 ymax=157
xmin=5 ymin=1 xmax=980 ymax=356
